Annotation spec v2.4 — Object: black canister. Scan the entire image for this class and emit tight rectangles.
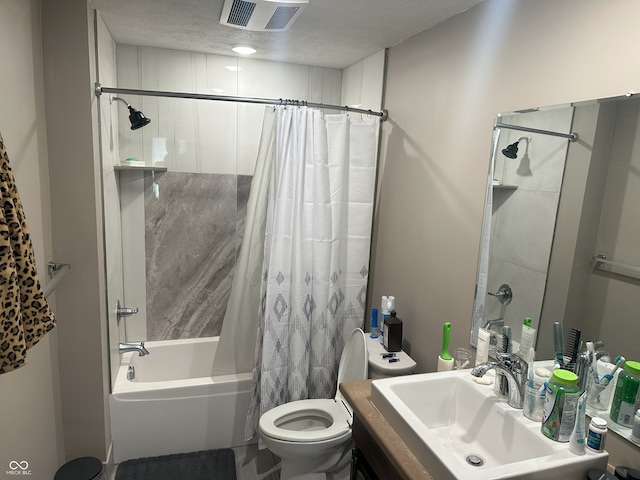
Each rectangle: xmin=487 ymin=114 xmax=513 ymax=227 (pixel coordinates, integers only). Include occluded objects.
xmin=383 ymin=311 xmax=402 ymax=352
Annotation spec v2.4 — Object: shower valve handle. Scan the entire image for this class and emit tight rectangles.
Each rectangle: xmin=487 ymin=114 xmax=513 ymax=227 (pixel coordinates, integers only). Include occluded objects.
xmin=488 ymin=284 xmax=513 ymax=306
xmin=116 ymin=300 xmax=139 ymax=318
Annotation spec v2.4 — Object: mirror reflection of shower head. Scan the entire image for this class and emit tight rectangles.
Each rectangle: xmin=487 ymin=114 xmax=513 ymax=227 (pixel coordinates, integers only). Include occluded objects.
xmin=110 ymin=96 xmax=151 ymax=130
xmin=501 ymin=136 xmax=531 ymax=159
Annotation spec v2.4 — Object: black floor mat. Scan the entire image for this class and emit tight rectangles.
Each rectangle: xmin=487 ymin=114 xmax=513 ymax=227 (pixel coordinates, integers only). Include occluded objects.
xmin=115 ymin=449 xmax=237 ymax=480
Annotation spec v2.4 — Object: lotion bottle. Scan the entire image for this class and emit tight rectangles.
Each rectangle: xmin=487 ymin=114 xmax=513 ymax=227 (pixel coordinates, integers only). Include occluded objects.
xmin=475 ymin=327 xmax=490 ymax=366
xmin=517 ymin=317 xmax=537 ymax=359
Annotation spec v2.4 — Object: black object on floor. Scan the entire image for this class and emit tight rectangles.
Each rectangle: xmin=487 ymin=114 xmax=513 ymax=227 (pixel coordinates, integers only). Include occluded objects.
xmin=55 ymin=456 xmax=103 ymax=480
xmin=115 ymin=449 xmax=237 ymax=480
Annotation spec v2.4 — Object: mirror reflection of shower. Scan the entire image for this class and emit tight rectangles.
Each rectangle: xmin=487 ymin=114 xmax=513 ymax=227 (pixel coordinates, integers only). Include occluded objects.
xmin=502 ymin=135 xmax=532 ymax=176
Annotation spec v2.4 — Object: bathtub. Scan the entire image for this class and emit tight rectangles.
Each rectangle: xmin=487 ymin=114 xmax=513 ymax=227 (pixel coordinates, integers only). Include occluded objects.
xmin=110 ymin=337 xmax=254 ymax=463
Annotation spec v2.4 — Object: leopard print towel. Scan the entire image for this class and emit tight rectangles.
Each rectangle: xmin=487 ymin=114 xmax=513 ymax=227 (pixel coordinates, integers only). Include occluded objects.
xmin=0 ymin=132 xmax=56 ymax=374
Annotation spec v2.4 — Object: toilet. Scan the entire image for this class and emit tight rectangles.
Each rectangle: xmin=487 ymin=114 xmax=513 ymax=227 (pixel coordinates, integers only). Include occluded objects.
xmin=366 ymin=335 xmax=416 ymax=379
xmin=258 ymin=328 xmax=368 ymax=480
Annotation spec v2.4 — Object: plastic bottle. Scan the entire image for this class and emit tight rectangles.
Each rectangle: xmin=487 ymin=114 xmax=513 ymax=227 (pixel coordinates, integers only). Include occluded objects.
xmin=541 ymin=369 xmax=580 ymax=442
xmin=569 ymin=392 xmax=587 ymax=455
xmin=631 ymin=409 xmax=640 ymax=443
xmin=610 ymin=360 xmax=640 ymax=427
xmin=379 ymin=296 xmax=394 ymax=345
xmin=517 ymin=317 xmax=536 ymax=358
xmin=586 ymin=417 xmax=607 ymax=453
xmin=475 ymin=327 xmax=490 ymax=366
xmin=369 ymin=308 xmax=378 ymax=338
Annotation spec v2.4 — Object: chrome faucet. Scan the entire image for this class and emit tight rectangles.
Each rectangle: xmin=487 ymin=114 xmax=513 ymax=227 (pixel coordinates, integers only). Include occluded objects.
xmin=118 ymin=342 xmax=149 ymax=356
xmin=471 ymin=353 xmax=528 ymax=409
xmin=483 ymin=317 xmax=504 ymax=330
xmin=116 ymin=300 xmax=139 ymax=319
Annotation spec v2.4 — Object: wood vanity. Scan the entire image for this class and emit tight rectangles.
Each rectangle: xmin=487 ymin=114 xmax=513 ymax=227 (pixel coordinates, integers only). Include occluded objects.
xmin=340 ymin=380 xmax=434 ymax=480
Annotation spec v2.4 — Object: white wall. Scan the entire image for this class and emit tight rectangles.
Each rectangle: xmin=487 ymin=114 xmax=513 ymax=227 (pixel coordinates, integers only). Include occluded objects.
xmin=0 ymin=0 xmax=64 ymax=478
xmin=341 ymin=50 xmax=385 ymax=113
xmin=41 ymin=0 xmax=111 ymax=462
xmin=373 ymin=0 xmax=640 ymax=468
xmin=586 ymin=98 xmax=640 ymax=358
xmin=96 ymin=11 xmax=127 ymax=395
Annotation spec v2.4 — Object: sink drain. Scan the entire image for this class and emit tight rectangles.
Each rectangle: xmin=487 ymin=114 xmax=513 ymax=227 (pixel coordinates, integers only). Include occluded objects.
xmin=465 ymin=454 xmax=485 ymax=467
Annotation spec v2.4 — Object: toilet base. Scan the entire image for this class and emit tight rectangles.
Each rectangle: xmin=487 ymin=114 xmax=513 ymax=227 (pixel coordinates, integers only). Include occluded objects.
xmin=280 ymin=463 xmax=326 ymax=480
xmin=277 ymin=441 xmax=351 ymax=480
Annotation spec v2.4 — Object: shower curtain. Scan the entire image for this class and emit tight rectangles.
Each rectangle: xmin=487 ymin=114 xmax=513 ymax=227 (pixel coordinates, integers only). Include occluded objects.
xmin=211 ymin=109 xmax=276 ymax=376
xmin=471 ymin=128 xmax=500 ymax=345
xmin=240 ymin=106 xmax=378 ymax=440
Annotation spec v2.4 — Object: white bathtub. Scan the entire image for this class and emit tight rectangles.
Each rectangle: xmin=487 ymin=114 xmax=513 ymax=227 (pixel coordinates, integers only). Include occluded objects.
xmin=110 ymin=337 xmax=254 ymax=463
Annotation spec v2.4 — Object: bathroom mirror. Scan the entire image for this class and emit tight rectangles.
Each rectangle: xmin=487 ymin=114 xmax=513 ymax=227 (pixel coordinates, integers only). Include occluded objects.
xmin=471 ymin=93 xmax=640 ymax=445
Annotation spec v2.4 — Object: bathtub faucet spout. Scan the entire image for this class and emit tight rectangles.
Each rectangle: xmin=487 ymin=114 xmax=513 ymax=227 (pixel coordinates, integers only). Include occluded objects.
xmin=118 ymin=342 xmax=149 ymax=356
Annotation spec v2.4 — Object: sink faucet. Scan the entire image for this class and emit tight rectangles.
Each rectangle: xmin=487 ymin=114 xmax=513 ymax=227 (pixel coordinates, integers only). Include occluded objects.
xmin=118 ymin=342 xmax=150 ymax=356
xmin=471 ymin=353 xmax=528 ymax=409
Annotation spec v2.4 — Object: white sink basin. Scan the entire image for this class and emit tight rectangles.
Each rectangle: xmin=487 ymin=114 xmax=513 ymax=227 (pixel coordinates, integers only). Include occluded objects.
xmin=371 ymin=369 xmax=608 ymax=480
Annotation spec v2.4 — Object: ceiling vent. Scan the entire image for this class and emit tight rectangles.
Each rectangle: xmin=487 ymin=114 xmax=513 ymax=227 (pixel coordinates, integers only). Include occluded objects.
xmin=220 ymin=0 xmax=308 ymax=31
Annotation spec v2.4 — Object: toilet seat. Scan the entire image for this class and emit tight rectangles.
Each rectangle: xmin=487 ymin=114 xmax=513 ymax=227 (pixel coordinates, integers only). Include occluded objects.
xmin=259 ymin=398 xmax=351 ymax=443
xmin=259 ymin=329 xmax=368 ymax=444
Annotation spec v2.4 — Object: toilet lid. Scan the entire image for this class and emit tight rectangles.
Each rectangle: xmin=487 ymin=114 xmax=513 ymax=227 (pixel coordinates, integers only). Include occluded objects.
xmin=335 ymin=328 xmax=368 ymax=404
xmin=259 ymin=398 xmax=352 ymax=442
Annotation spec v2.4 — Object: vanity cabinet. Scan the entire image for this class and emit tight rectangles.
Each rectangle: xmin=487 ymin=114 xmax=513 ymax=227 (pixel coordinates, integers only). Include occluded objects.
xmin=340 ymin=380 xmax=434 ymax=480
xmin=351 ymin=415 xmax=404 ymax=480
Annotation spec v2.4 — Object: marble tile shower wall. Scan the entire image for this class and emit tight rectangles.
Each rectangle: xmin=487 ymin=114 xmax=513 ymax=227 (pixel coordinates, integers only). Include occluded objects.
xmin=144 ymin=172 xmax=251 ymax=340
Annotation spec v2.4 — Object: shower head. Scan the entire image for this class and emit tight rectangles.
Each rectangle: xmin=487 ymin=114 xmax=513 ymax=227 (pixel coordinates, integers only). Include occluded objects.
xmin=501 ymin=136 xmax=531 ymax=159
xmin=111 ymin=96 xmax=151 ymax=130
xmin=502 ymin=142 xmax=519 ymax=159
xmin=127 ymin=105 xmax=151 ymax=130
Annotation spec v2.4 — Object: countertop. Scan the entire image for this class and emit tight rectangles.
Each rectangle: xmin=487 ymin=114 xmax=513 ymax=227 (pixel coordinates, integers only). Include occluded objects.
xmin=340 ymin=380 xmax=434 ymax=480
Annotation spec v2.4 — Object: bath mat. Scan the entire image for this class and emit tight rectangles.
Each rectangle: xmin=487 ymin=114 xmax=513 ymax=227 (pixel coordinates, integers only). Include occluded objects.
xmin=115 ymin=448 xmax=236 ymax=480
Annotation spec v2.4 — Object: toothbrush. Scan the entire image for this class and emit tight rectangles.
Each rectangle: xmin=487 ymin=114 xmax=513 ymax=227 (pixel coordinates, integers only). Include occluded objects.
xmin=575 ymin=347 xmax=590 ymax=393
xmin=586 ymin=341 xmax=598 ymax=382
xmin=600 ymin=355 xmax=625 ymax=387
xmin=552 ymin=322 xmax=564 ymax=369
xmin=527 ymin=347 xmax=535 ymax=388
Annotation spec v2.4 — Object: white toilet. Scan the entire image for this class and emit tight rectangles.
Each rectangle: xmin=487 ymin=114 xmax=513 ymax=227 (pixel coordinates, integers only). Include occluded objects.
xmin=366 ymin=336 xmax=416 ymax=379
xmin=258 ymin=328 xmax=368 ymax=480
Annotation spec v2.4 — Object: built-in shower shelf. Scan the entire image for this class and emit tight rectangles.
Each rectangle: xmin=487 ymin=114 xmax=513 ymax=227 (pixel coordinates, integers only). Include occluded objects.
xmin=115 ymin=165 xmax=167 ymax=172
xmin=492 ymin=184 xmax=518 ymax=190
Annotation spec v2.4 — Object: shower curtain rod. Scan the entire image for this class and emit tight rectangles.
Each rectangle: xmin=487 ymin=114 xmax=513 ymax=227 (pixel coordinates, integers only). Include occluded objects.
xmin=95 ymin=83 xmax=388 ymax=121
xmin=495 ymin=122 xmax=578 ymax=141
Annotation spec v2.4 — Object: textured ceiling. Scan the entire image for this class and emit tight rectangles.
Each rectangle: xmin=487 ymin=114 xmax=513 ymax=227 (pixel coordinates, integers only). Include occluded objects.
xmin=91 ymin=0 xmax=483 ymax=69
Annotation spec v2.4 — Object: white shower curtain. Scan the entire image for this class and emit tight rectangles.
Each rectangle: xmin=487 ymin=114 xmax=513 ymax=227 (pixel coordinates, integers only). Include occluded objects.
xmin=471 ymin=128 xmax=500 ymax=345
xmin=211 ymin=108 xmax=276 ymax=376
xmin=244 ymin=106 xmax=378 ymax=440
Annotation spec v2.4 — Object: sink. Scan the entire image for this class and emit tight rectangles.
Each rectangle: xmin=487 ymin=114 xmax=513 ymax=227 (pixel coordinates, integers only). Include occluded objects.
xmin=371 ymin=368 xmax=608 ymax=480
